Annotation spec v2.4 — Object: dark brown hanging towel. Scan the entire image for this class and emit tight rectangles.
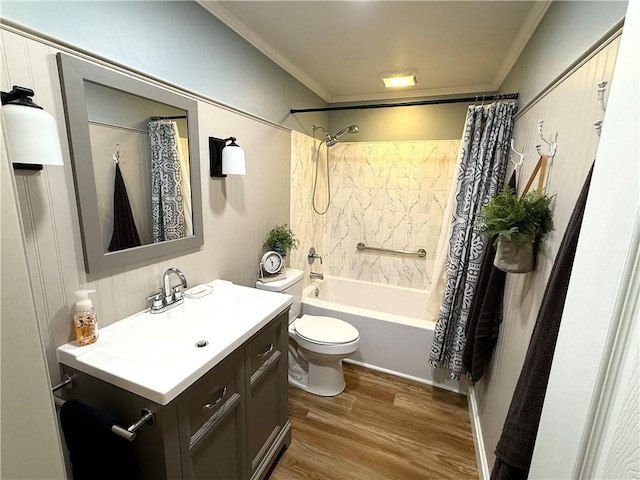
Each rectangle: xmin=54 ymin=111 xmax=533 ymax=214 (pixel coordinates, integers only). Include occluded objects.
xmin=463 ymin=171 xmax=516 ymax=384
xmin=108 ymin=163 xmax=141 ymax=252
xmin=491 ymin=163 xmax=595 ymax=479
xmin=60 ymin=399 xmax=137 ymax=479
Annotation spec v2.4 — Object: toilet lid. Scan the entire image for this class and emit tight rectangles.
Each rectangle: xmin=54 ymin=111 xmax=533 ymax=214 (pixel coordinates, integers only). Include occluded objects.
xmin=295 ymin=314 xmax=359 ymax=344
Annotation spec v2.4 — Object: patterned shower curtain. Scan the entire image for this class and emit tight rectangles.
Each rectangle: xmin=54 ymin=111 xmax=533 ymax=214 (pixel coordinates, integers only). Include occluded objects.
xmin=428 ymin=101 xmax=517 ymax=378
xmin=148 ymin=120 xmax=192 ymax=242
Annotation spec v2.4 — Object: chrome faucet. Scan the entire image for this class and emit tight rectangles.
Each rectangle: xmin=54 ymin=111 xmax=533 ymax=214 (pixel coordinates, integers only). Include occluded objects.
xmin=163 ymin=267 xmax=188 ymax=304
xmin=309 ymin=271 xmax=324 ymax=280
xmin=307 ymin=247 xmax=323 ymax=265
xmin=147 ymin=267 xmax=188 ymax=314
xmin=308 ymin=248 xmax=324 ymax=280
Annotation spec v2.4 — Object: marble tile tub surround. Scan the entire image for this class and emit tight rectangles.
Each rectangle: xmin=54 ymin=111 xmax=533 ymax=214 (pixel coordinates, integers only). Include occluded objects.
xmin=291 ymin=132 xmax=459 ymax=290
xmin=290 ymin=132 xmax=326 ymax=277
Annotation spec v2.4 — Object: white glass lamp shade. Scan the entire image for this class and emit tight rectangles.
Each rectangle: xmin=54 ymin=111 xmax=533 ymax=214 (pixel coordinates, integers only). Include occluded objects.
xmin=222 ymin=143 xmax=246 ymax=175
xmin=2 ymin=103 xmax=64 ymax=167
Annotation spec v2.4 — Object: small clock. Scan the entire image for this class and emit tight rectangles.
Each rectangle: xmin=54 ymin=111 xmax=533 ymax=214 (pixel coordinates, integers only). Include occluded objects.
xmin=262 ymin=251 xmax=283 ymax=274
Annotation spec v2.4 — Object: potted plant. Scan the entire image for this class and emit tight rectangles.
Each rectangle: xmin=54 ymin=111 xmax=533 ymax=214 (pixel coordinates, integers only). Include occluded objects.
xmin=480 ymin=186 xmax=554 ymax=273
xmin=263 ymin=223 xmax=300 ymax=257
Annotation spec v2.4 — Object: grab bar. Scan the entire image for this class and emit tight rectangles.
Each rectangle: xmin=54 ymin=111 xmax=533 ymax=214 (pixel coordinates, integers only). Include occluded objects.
xmin=52 ymin=375 xmax=156 ymax=441
xmin=356 ymin=242 xmax=426 ymax=257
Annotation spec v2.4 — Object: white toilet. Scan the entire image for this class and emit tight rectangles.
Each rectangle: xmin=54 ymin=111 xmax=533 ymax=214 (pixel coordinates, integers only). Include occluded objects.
xmin=256 ymin=269 xmax=360 ymax=396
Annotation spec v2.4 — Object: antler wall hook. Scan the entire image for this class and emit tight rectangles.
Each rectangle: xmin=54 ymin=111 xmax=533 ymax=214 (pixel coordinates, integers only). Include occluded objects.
xmin=597 ymin=80 xmax=608 ymax=112
xmin=535 ymin=120 xmax=557 ymax=158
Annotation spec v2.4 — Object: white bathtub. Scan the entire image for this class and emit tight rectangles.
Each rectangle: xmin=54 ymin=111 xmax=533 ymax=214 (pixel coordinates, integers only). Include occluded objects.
xmin=301 ymin=276 xmax=465 ymax=394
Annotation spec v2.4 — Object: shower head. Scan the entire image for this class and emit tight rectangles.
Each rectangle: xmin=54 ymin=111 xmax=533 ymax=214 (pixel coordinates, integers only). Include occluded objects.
xmin=325 ymin=124 xmax=359 ymax=147
xmin=334 ymin=124 xmax=359 ymax=138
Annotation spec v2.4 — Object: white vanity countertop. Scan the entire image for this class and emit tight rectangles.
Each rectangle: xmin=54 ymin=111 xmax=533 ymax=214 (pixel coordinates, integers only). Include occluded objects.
xmin=57 ymin=280 xmax=292 ymax=405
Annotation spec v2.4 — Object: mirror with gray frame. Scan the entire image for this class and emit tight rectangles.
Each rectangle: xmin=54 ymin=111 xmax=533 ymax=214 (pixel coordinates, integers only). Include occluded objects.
xmin=57 ymin=53 xmax=203 ymax=274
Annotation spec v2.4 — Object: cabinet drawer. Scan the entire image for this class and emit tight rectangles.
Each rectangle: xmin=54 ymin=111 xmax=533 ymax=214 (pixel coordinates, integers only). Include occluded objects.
xmin=182 ymin=352 xmax=241 ymax=439
xmin=246 ymin=320 xmax=281 ymax=378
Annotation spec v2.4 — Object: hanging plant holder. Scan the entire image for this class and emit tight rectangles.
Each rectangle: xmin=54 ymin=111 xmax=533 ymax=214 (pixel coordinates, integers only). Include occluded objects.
xmin=494 ymin=237 xmax=535 ymax=273
xmin=480 ymin=184 xmax=554 ymax=275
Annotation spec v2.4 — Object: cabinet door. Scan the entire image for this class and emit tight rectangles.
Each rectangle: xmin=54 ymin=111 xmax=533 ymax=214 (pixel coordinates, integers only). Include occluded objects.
xmin=178 ymin=350 xmax=246 ymax=480
xmin=245 ymin=310 xmax=288 ymax=476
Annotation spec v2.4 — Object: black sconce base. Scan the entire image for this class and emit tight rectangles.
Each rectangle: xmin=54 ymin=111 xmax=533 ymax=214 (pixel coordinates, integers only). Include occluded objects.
xmin=12 ymin=162 xmax=43 ymax=171
xmin=209 ymin=137 xmax=227 ymax=177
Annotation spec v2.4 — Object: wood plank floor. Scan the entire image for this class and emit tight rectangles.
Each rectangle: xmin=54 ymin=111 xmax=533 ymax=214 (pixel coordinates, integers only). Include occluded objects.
xmin=269 ymin=363 xmax=478 ymax=480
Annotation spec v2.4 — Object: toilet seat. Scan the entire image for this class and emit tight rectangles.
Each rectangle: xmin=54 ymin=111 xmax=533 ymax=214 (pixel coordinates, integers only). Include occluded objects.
xmin=294 ymin=314 xmax=359 ymax=345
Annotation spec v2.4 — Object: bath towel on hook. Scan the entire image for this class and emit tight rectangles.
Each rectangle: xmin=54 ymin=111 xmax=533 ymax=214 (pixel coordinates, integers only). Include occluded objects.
xmin=108 ymin=148 xmax=141 ymax=252
xmin=491 ymin=162 xmax=595 ymax=479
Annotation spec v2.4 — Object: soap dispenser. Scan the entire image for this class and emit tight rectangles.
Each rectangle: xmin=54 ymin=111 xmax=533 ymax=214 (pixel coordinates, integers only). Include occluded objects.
xmin=73 ymin=289 xmax=98 ymax=346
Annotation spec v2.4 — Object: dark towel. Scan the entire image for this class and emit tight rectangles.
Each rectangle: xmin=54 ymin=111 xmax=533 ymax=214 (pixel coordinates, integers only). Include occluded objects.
xmin=491 ymin=163 xmax=594 ymax=479
xmin=60 ymin=399 xmax=137 ymax=480
xmin=108 ymin=163 xmax=141 ymax=252
xmin=463 ymin=171 xmax=516 ymax=383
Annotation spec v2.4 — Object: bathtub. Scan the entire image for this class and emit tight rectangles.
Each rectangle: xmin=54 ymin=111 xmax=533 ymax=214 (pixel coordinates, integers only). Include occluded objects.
xmin=301 ymin=276 xmax=465 ymax=394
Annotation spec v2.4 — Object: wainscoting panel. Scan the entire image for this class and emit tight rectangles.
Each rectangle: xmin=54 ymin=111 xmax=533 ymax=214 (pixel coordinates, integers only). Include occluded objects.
xmin=471 ymin=33 xmax=621 ymax=474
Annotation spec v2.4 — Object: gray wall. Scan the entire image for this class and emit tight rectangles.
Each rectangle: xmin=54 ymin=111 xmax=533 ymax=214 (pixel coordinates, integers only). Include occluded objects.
xmin=327 ymin=102 xmax=468 ymax=142
xmin=500 ymin=0 xmax=628 ymax=106
xmin=1 ymin=0 xmax=328 ymax=133
xmin=4 ymin=1 xmax=627 ymax=142
xmin=85 ymin=82 xmax=187 ymax=132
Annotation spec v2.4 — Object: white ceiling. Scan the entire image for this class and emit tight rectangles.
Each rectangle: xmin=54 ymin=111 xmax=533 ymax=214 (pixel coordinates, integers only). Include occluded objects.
xmin=199 ymin=1 xmax=550 ymax=104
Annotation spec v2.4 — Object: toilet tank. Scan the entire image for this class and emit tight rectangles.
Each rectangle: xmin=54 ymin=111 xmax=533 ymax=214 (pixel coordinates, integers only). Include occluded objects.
xmin=255 ymin=268 xmax=304 ymax=322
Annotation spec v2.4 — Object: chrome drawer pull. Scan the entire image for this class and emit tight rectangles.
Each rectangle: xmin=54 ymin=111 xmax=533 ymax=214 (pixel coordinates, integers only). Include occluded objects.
xmin=202 ymin=387 xmax=227 ymax=413
xmin=257 ymin=343 xmax=274 ymax=359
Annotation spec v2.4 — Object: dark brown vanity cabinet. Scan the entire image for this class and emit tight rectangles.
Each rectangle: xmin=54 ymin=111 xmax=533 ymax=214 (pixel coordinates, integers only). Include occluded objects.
xmin=60 ymin=309 xmax=291 ymax=480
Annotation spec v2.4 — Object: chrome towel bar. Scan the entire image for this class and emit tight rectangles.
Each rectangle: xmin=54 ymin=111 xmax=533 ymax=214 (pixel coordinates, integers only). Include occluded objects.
xmin=356 ymin=242 xmax=426 ymax=257
xmin=52 ymin=374 xmax=75 ymax=392
xmin=52 ymin=375 xmax=156 ymax=441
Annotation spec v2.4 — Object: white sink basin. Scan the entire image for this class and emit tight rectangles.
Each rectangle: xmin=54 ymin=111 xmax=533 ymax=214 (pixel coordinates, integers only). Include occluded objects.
xmin=57 ymin=280 xmax=292 ymax=405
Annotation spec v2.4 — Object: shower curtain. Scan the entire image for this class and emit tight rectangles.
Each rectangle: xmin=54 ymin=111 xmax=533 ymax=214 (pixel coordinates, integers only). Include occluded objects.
xmin=428 ymin=101 xmax=517 ymax=378
xmin=148 ymin=120 xmax=192 ymax=242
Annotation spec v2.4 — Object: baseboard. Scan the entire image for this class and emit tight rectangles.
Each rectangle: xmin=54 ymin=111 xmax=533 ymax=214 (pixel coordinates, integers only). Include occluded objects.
xmin=343 ymin=358 xmax=466 ymax=395
xmin=467 ymin=385 xmax=490 ymax=480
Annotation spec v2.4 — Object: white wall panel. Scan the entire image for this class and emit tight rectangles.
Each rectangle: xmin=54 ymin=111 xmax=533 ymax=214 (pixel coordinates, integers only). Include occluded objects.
xmin=472 ymin=34 xmax=621 ymax=474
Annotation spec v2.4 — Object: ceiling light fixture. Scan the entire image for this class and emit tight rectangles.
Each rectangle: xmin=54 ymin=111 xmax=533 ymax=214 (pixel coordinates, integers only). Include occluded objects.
xmin=380 ymin=72 xmax=418 ymax=88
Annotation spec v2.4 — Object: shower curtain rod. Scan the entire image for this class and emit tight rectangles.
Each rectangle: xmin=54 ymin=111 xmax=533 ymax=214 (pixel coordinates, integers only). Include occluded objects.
xmin=149 ymin=115 xmax=187 ymax=120
xmin=290 ymin=92 xmax=519 ymax=114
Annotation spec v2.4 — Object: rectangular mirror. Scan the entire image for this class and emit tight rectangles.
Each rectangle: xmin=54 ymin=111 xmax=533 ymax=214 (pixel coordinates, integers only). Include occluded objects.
xmin=57 ymin=53 xmax=203 ymax=274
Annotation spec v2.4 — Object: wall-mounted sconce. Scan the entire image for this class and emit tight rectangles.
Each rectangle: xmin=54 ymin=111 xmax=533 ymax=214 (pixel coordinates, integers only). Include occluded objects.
xmin=209 ymin=136 xmax=246 ymax=177
xmin=1 ymin=85 xmax=64 ymax=170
